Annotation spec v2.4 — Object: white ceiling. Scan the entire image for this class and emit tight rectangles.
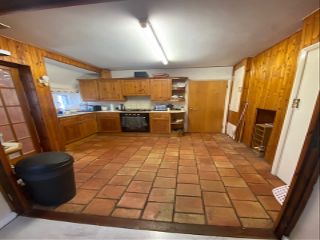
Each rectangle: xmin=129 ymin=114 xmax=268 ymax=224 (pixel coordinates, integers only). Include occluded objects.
xmin=0 ymin=0 xmax=318 ymax=69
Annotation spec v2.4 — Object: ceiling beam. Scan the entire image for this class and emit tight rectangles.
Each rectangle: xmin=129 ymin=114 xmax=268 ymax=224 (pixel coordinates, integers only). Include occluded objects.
xmin=0 ymin=0 xmax=121 ymax=15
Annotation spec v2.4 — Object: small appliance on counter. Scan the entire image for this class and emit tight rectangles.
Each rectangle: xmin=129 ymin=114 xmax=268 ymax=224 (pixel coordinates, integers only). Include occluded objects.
xmin=154 ymin=104 xmax=167 ymax=111
xmin=118 ymin=104 xmax=126 ymax=111
xmin=88 ymin=105 xmax=102 ymax=111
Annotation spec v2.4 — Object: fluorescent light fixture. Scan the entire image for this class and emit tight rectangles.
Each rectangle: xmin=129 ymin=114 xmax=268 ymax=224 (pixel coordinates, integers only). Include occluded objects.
xmin=140 ymin=20 xmax=168 ymax=65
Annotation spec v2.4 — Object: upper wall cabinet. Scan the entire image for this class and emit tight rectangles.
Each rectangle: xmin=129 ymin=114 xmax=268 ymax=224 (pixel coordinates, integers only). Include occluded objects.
xmin=78 ymin=79 xmax=99 ymax=101
xmin=99 ymin=79 xmax=124 ymax=101
xmin=150 ymin=78 xmax=172 ymax=101
xmin=121 ymin=79 xmax=150 ymax=96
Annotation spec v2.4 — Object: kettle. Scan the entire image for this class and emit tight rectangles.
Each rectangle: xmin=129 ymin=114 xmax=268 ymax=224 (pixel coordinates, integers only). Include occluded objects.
xmin=119 ymin=104 xmax=125 ymax=111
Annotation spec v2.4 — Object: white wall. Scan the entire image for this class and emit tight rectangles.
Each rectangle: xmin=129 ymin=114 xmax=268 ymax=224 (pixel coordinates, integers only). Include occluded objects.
xmin=111 ymin=67 xmax=233 ymax=80
xmin=0 ymin=192 xmax=16 ymax=229
xmin=290 ymin=179 xmax=320 ymax=240
xmin=45 ymin=58 xmax=98 ymax=91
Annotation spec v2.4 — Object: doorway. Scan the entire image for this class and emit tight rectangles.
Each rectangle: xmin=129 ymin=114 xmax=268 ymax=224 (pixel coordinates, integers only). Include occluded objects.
xmin=188 ymin=80 xmax=227 ymax=132
xmin=0 ymin=65 xmax=40 ymax=162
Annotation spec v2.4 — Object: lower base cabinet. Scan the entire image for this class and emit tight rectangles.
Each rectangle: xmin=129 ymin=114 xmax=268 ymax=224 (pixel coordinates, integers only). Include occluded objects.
xmin=97 ymin=112 xmax=121 ymax=132
xmin=150 ymin=113 xmax=171 ymax=134
xmin=59 ymin=113 xmax=97 ymax=144
xmin=59 ymin=111 xmax=181 ymax=145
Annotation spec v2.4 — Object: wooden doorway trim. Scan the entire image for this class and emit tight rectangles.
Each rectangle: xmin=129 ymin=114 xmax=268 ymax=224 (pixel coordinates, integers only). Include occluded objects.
xmin=0 ymin=146 xmax=30 ymax=213
xmin=274 ymin=93 xmax=319 ymax=238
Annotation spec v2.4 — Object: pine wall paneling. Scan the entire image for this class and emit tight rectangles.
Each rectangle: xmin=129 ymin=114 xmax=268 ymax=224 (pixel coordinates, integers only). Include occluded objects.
xmin=300 ymin=10 xmax=320 ymax=49
xmin=231 ymin=9 xmax=319 ymax=164
xmin=0 ymin=35 xmax=106 ymax=151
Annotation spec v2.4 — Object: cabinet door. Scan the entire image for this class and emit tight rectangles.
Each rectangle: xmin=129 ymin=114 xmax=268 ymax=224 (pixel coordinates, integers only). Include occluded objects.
xmin=99 ymin=79 xmax=124 ymax=100
xmin=150 ymin=79 xmax=172 ymax=101
xmin=61 ymin=122 xmax=82 ymax=144
xmin=80 ymin=119 xmax=97 ymax=137
xmin=78 ymin=79 xmax=99 ymax=101
xmin=136 ymin=79 xmax=150 ymax=95
xmin=150 ymin=113 xmax=170 ymax=134
xmin=97 ymin=113 xmax=121 ymax=132
xmin=121 ymin=79 xmax=150 ymax=96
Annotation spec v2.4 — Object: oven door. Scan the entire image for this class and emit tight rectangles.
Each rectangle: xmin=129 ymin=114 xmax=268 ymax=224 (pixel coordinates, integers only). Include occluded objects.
xmin=120 ymin=114 xmax=149 ymax=132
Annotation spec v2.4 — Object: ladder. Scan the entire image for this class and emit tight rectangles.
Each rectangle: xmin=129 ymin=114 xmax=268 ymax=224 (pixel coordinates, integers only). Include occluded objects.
xmin=234 ymin=102 xmax=248 ymax=142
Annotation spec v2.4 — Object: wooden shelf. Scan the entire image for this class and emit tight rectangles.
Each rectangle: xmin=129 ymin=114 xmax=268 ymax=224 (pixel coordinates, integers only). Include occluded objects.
xmin=172 ymin=88 xmax=186 ymax=91
xmin=171 ymin=122 xmax=184 ymax=125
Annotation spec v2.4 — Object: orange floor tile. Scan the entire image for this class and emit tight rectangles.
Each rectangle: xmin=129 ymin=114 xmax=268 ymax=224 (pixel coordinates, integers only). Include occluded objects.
xmin=52 ymin=133 xmax=284 ymax=229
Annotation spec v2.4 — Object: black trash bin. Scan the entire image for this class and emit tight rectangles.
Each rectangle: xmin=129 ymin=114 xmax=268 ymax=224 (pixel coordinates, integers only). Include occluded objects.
xmin=15 ymin=152 xmax=76 ymax=206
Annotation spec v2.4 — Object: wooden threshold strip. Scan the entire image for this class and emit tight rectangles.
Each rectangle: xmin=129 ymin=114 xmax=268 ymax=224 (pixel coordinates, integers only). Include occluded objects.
xmin=25 ymin=209 xmax=275 ymax=239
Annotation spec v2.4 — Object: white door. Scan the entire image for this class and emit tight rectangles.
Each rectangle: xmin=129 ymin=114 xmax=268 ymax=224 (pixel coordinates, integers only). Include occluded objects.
xmin=272 ymin=43 xmax=319 ymax=184
xmin=229 ymin=66 xmax=245 ymax=112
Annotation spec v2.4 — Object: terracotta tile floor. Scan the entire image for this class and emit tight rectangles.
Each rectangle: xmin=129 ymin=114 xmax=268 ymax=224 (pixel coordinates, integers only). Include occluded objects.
xmin=52 ymin=133 xmax=284 ymax=229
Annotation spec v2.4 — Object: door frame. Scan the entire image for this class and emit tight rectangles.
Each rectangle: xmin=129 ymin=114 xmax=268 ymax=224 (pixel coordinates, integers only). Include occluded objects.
xmin=274 ymin=93 xmax=319 ymax=238
xmin=272 ymin=42 xmax=319 ymax=175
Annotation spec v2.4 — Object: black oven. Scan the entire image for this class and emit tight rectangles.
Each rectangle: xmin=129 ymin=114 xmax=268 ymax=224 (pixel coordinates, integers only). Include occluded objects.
xmin=120 ymin=112 xmax=149 ymax=132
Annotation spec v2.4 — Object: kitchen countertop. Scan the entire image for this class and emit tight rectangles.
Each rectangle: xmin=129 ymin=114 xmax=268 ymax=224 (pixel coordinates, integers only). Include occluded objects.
xmin=58 ymin=110 xmax=186 ymax=118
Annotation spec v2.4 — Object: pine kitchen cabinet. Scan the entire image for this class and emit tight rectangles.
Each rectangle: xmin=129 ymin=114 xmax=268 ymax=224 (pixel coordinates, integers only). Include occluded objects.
xmin=59 ymin=113 xmax=97 ymax=144
xmin=98 ymin=79 xmax=124 ymax=101
xmin=150 ymin=78 xmax=172 ymax=101
xmin=150 ymin=112 xmax=171 ymax=134
xmin=97 ymin=112 xmax=121 ymax=132
xmin=121 ymin=79 xmax=150 ymax=96
xmin=78 ymin=79 xmax=99 ymax=101
xmin=79 ymin=113 xmax=97 ymax=138
xmin=59 ymin=116 xmax=82 ymax=144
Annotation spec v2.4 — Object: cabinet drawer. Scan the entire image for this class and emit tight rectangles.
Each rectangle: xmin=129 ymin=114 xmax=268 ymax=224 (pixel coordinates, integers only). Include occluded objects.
xmin=59 ymin=116 xmax=79 ymax=125
xmin=78 ymin=113 xmax=96 ymax=121
xmin=96 ymin=112 xmax=120 ymax=119
xmin=150 ymin=112 xmax=170 ymax=119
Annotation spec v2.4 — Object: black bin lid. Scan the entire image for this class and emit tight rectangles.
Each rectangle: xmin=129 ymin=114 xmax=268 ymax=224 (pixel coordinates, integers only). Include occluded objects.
xmin=15 ymin=152 xmax=74 ymax=175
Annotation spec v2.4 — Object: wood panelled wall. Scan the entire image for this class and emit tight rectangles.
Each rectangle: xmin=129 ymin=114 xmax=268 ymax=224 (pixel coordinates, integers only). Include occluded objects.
xmin=242 ymin=31 xmax=302 ymax=163
xmin=300 ymin=10 xmax=320 ymax=49
xmin=231 ymin=9 xmax=320 ymax=164
xmin=0 ymin=35 xmax=108 ymax=151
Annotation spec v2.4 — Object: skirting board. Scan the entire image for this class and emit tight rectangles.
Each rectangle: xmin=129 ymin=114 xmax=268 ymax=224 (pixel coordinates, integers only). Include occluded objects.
xmin=0 ymin=212 xmax=17 ymax=229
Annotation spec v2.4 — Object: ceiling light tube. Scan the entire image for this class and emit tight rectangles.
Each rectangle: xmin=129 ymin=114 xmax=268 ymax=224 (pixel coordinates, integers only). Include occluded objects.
xmin=140 ymin=20 xmax=168 ymax=65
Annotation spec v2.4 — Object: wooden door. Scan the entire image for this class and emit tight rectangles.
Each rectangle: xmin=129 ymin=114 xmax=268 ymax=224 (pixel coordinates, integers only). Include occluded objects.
xmin=99 ymin=79 xmax=124 ymax=101
xmin=78 ymin=79 xmax=99 ymax=101
xmin=188 ymin=80 xmax=227 ymax=133
xmin=0 ymin=66 xmax=40 ymax=158
xmin=150 ymin=79 xmax=172 ymax=101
